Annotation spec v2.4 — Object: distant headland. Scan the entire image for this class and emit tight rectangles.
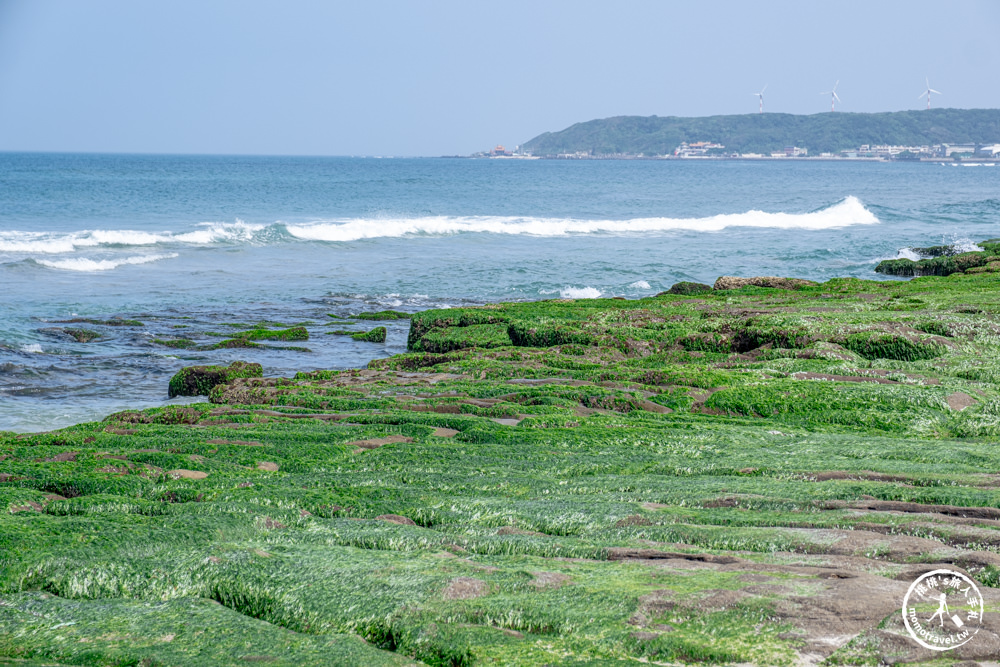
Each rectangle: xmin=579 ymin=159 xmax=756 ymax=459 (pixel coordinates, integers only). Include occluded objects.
xmin=486 ymin=109 xmax=1000 ymax=161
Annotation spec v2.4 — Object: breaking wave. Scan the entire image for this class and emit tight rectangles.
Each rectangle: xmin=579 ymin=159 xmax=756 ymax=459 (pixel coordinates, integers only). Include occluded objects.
xmin=0 ymin=198 xmax=878 ymax=260
xmin=0 ymin=221 xmax=263 ymax=254
xmin=35 ymin=253 xmax=179 ymax=272
xmin=874 ymin=236 xmax=985 ymax=263
xmin=285 ymin=196 xmax=877 ymax=241
xmin=541 ymin=286 xmax=603 ymax=299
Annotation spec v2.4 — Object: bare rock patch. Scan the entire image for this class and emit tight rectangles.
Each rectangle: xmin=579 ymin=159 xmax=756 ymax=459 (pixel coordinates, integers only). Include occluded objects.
xmin=442 ymin=577 xmax=490 ymax=600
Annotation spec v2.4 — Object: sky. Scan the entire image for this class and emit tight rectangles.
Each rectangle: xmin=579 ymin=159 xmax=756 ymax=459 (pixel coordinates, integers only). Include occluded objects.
xmin=0 ymin=0 xmax=998 ymax=156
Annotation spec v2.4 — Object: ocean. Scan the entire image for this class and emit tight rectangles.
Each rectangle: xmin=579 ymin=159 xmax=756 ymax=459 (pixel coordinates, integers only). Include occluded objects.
xmin=1 ymin=152 xmax=997 ymax=432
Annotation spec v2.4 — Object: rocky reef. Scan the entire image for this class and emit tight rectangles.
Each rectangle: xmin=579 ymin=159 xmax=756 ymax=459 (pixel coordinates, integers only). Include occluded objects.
xmin=167 ymin=361 xmax=263 ymax=398
xmin=5 ymin=270 xmax=1000 ymax=665
xmin=352 ymin=326 xmax=388 ymax=343
xmin=876 ymin=238 xmax=1000 ymax=277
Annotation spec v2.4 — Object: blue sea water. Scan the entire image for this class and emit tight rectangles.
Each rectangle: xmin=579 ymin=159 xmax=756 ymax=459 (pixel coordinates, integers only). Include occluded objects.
xmin=2 ymin=152 xmax=998 ymax=431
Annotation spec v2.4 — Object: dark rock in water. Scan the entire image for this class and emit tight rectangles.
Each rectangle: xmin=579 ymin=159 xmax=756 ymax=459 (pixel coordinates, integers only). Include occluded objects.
xmin=713 ymin=276 xmax=818 ymax=291
xmin=876 ymin=239 xmax=999 ymax=277
xmin=152 ymin=338 xmax=198 ymax=349
xmin=662 ymin=282 xmax=713 ymax=296
xmin=875 ymin=258 xmax=922 ymax=276
xmin=911 ymin=244 xmax=961 ymax=257
xmin=206 ymin=338 xmax=262 ymax=350
xmin=168 ymin=361 xmax=263 ymax=398
xmin=352 ymin=327 xmax=387 ymax=343
xmin=234 ymin=326 xmax=308 ymax=341
xmin=57 ymin=317 xmax=143 ymax=327
xmin=64 ymin=328 xmax=101 ymax=343
xmin=39 ymin=327 xmax=101 ymax=342
xmin=876 ymin=251 xmax=988 ymax=277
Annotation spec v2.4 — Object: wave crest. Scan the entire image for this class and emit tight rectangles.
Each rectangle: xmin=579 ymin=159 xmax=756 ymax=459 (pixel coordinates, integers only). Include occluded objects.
xmin=286 ymin=196 xmax=878 ymax=242
xmin=0 ymin=220 xmax=263 ymax=254
xmin=0 ymin=198 xmax=878 ymax=256
xmin=35 ymin=253 xmax=179 ymax=272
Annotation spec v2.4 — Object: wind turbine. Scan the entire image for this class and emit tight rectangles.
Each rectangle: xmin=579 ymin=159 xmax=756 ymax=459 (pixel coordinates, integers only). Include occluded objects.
xmin=919 ymin=77 xmax=941 ymax=110
xmin=820 ymin=80 xmax=841 ymax=111
xmin=752 ymin=85 xmax=767 ymax=114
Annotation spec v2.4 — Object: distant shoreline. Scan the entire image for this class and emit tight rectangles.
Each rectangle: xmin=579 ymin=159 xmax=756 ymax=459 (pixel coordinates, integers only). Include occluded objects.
xmin=452 ymin=155 xmax=999 ymax=164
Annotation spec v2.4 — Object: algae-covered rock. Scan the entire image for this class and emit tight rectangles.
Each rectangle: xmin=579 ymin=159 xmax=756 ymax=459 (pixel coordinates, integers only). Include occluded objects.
xmin=876 ymin=240 xmax=1000 ymax=277
xmin=206 ymin=338 xmax=261 ymax=350
xmin=413 ymin=323 xmax=513 ymax=353
xmin=840 ymin=331 xmax=946 ymax=362
xmin=507 ymin=319 xmax=592 ymax=348
xmin=954 ymin=251 xmax=989 ymax=272
xmin=57 ymin=317 xmax=144 ymax=327
xmin=714 ymin=276 xmax=818 ymax=290
xmin=663 ymin=281 xmax=713 ymax=296
xmin=874 ymin=258 xmax=919 ymax=276
xmin=20 ymin=265 xmax=1000 ymax=666
xmin=351 ymin=310 xmax=411 ymax=320
xmin=167 ymin=361 xmax=263 ymax=398
xmin=407 ymin=308 xmax=510 ymax=350
xmin=877 ymin=256 xmax=960 ymax=277
xmin=232 ymin=326 xmax=308 ymax=341
xmin=63 ymin=328 xmax=101 ymax=343
xmin=965 ymin=261 xmax=1000 ymax=274
xmin=352 ymin=327 xmax=387 ymax=343
xmin=910 ymin=244 xmax=961 ymax=257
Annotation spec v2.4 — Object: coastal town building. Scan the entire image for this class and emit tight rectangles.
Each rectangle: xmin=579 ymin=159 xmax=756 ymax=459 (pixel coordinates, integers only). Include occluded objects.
xmin=940 ymin=143 xmax=978 ymax=157
xmin=471 ymin=139 xmax=999 ymax=161
xmin=674 ymin=141 xmax=725 ymax=157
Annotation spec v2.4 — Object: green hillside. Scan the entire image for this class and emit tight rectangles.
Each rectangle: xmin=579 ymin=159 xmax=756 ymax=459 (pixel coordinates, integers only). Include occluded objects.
xmin=522 ymin=108 xmax=1000 ymax=156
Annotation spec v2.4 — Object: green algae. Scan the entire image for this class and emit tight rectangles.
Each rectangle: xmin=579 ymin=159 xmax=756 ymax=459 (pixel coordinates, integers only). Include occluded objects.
xmin=875 ymin=238 xmax=1000 ymax=277
xmin=168 ymin=361 xmax=263 ymax=398
xmin=61 ymin=328 xmax=100 ymax=343
xmin=413 ymin=324 xmax=512 ymax=353
xmin=352 ymin=326 xmax=387 ymax=343
xmin=206 ymin=338 xmax=262 ymax=350
xmin=208 ymin=326 xmax=309 ymax=341
xmin=57 ymin=317 xmax=144 ymax=327
xmin=664 ymin=281 xmax=713 ymax=296
xmin=9 ymin=269 xmax=1000 ymax=664
xmin=352 ymin=310 xmax=411 ymax=320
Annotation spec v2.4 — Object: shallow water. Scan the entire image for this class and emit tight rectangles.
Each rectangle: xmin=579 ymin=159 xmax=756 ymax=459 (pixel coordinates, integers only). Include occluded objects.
xmin=2 ymin=153 xmax=997 ymax=431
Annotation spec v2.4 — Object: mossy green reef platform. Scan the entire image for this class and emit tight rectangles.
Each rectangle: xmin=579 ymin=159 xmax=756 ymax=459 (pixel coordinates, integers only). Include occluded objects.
xmin=7 ymin=262 xmax=1000 ymax=665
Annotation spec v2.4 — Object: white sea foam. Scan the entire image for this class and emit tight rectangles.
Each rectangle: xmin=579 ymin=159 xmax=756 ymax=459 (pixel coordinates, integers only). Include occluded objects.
xmin=36 ymin=253 xmax=178 ymax=272
xmin=0 ymin=199 xmax=877 ymax=257
xmin=949 ymin=237 xmax=984 ymax=253
xmin=874 ymin=235 xmax=986 ymax=264
xmin=629 ymin=280 xmax=651 ymax=289
xmin=174 ymin=220 xmax=265 ymax=244
xmin=0 ymin=220 xmax=263 ymax=254
xmin=20 ymin=344 xmax=43 ymax=354
xmin=0 ymin=233 xmax=81 ymax=254
xmin=559 ymin=286 xmax=602 ymax=299
xmin=285 ymin=196 xmax=878 ymax=242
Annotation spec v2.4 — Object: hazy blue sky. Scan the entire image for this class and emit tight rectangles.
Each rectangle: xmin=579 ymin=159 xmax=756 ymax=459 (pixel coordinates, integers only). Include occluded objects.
xmin=1 ymin=0 xmax=998 ymax=156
